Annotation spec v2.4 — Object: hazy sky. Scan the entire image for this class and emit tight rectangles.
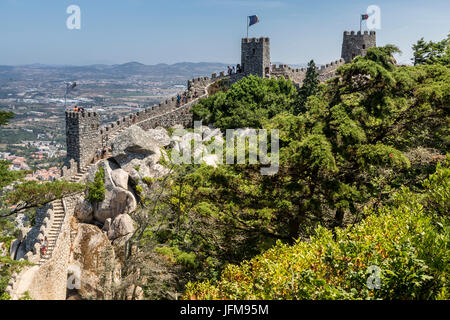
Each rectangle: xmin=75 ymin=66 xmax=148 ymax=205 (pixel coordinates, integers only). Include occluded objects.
xmin=0 ymin=0 xmax=449 ymax=65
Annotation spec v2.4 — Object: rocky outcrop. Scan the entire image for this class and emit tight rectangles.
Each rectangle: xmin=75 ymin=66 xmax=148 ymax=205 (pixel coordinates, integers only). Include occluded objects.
xmin=94 ymin=187 xmax=137 ymax=223
xmin=92 ymin=160 xmax=137 ymax=223
xmin=170 ymin=125 xmax=224 ymax=167
xmin=9 ymin=239 xmax=20 ymax=260
xmin=69 ymin=223 xmax=118 ymax=300
xmin=147 ymin=127 xmax=171 ymax=147
xmin=8 ymin=227 xmax=30 ymax=261
xmin=103 ymin=214 xmax=135 ymax=241
xmin=74 ymin=195 xmax=94 ymax=223
xmin=111 ymin=169 xmax=129 ymax=190
xmin=111 ymin=125 xmax=161 ymax=163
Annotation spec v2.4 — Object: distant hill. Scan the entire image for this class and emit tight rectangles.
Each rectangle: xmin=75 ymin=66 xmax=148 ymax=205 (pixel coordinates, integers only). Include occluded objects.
xmin=0 ymin=62 xmax=230 ymax=82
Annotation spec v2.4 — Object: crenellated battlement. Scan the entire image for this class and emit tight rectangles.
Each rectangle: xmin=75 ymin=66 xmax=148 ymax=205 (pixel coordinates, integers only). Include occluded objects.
xmin=242 ymin=37 xmax=270 ymax=44
xmin=342 ymin=30 xmax=376 ymax=63
xmin=344 ymin=30 xmax=376 ymax=36
xmin=318 ymin=58 xmax=346 ymax=82
xmin=64 ymin=31 xmax=376 ymax=173
xmin=65 ymin=111 xmax=98 ymax=117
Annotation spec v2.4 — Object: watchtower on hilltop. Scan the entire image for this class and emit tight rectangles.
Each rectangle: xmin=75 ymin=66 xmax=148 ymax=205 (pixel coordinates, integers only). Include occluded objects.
xmin=65 ymin=111 xmax=101 ymax=170
xmin=341 ymin=30 xmax=376 ymax=63
xmin=241 ymin=37 xmax=271 ymax=78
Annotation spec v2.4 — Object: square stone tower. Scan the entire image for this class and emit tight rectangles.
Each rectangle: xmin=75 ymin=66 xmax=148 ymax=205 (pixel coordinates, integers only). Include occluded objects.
xmin=241 ymin=37 xmax=271 ymax=78
xmin=341 ymin=31 xmax=376 ymax=63
xmin=65 ymin=111 xmax=101 ymax=171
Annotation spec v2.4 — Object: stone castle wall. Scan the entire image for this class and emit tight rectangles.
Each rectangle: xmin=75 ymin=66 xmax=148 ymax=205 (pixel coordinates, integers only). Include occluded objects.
xmin=270 ymin=58 xmax=345 ymax=86
xmin=241 ymin=37 xmax=271 ymax=78
xmin=7 ymin=196 xmax=78 ymax=300
xmin=318 ymin=58 xmax=346 ymax=82
xmin=63 ymin=70 xmax=229 ymax=176
xmin=64 ymin=32 xmax=374 ymax=174
xmin=65 ymin=111 xmax=101 ymax=170
xmin=341 ymin=30 xmax=376 ymax=63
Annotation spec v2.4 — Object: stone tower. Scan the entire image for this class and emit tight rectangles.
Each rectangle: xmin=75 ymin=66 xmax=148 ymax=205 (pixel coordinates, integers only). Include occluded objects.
xmin=341 ymin=31 xmax=376 ymax=63
xmin=241 ymin=37 xmax=271 ymax=78
xmin=65 ymin=111 xmax=101 ymax=171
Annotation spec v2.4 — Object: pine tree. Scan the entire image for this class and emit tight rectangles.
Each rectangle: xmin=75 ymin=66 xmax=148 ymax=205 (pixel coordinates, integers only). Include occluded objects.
xmin=412 ymin=34 xmax=450 ymax=66
xmin=296 ymin=59 xmax=319 ymax=114
xmin=87 ymin=167 xmax=106 ymax=203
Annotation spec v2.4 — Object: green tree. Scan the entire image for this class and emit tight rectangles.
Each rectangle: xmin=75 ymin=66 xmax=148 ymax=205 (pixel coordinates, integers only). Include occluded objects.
xmin=412 ymin=34 xmax=450 ymax=66
xmin=296 ymin=59 xmax=319 ymax=114
xmin=1 ymin=180 xmax=85 ymax=217
xmin=192 ymin=75 xmax=299 ymax=129
xmin=184 ymin=161 xmax=450 ymax=300
xmin=87 ymin=167 xmax=106 ymax=203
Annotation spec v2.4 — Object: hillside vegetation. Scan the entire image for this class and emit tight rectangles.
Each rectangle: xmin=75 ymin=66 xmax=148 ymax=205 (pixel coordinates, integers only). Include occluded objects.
xmin=0 ymin=35 xmax=449 ymax=300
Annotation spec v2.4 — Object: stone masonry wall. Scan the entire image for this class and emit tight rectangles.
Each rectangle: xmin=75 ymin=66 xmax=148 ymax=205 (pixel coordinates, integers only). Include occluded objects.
xmin=241 ymin=37 xmax=271 ymax=78
xmin=66 ymin=112 xmax=101 ymax=170
xmin=341 ymin=30 xmax=376 ymax=63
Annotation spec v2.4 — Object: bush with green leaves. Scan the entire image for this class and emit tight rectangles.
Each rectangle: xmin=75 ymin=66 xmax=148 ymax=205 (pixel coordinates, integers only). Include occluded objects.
xmin=87 ymin=167 xmax=106 ymax=203
xmin=192 ymin=75 xmax=299 ymax=129
xmin=184 ymin=160 xmax=449 ymax=300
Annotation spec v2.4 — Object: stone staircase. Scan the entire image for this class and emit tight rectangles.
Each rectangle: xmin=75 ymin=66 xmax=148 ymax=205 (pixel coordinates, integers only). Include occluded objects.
xmin=68 ymin=165 xmax=91 ymax=183
xmin=39 ymin=164 xmax=95 ymax=265
xmin=39 ymin=199 xmax=65 ymax=265
xmin=37 ymin=88 xmax=208 ymax=266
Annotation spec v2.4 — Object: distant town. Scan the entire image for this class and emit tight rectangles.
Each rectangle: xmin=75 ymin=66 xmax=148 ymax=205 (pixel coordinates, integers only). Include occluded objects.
xmin=0 ymin=62 xmax=229 ymax=181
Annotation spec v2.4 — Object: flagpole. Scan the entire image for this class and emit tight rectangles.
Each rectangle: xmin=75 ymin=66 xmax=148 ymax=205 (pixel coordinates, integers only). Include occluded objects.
xmin=247 ymin=16 xmax=249 ymax=38
xmin=360 ymin=16 xmax=362 ymax=33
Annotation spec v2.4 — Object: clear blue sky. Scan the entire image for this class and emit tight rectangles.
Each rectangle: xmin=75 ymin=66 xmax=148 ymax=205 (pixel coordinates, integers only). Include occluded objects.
xmin=1 ymin=0 xmax=449 ymax=65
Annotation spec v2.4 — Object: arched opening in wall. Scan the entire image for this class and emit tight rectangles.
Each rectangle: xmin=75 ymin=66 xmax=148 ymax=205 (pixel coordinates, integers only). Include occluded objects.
xmin=363 ymin=44 xmax=366 ymax=49
xmin=252 ymin=48 xmax=256 ymax=55
xmin=265 ymin=67 xmax=270 ymax=75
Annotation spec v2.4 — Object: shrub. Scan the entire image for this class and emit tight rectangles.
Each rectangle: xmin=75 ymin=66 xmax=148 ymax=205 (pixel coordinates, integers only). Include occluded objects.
xmin=87 ymin=167 xmax=105 ymax=203
xmin=184 ymin=161 xmax=449 ymax=300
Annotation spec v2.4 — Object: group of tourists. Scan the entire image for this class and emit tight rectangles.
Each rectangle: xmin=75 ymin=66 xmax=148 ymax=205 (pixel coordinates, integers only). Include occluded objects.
xmin=177 ymin=90 xmax=198 ymax=106
xmin=72 ymin=106 xmax=85 ymax=112
xmin=95 ymin=146 xmax=108 ymax=161
xmin=227 ymin=64 xmax=242 ymax=76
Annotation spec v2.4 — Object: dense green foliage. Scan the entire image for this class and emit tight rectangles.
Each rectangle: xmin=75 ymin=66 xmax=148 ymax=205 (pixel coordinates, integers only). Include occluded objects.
xmin=412 ymin=33 xmax=449 ymax=66
xmin=296 ymin=59 xmax=319 ymax=114
xmin=144 ymin=41 xmax=449 ymax=300
xmin=1 ymin=36 xmax=449 ymax=300
xmin=3 ymin=180 xmax=85 ymax=216
xmin=192 ymin=75 xmax=298 ymax=129
xmin=87 ymin=166 xmax=106 ymax=203
xmin=185 ymin=161 xmax=449 ymax=299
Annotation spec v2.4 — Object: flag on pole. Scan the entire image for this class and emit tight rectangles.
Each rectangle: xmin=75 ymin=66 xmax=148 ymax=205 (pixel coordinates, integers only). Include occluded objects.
xmin=248 ymin=15 xmax=259 ymax=26
xmin=360 ymin=14 xmax=369 ymax=32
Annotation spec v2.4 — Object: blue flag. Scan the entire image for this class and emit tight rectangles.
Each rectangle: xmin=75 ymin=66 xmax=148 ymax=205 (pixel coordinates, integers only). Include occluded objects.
xmin=248 ymin=15 xmax=259 ymax=27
